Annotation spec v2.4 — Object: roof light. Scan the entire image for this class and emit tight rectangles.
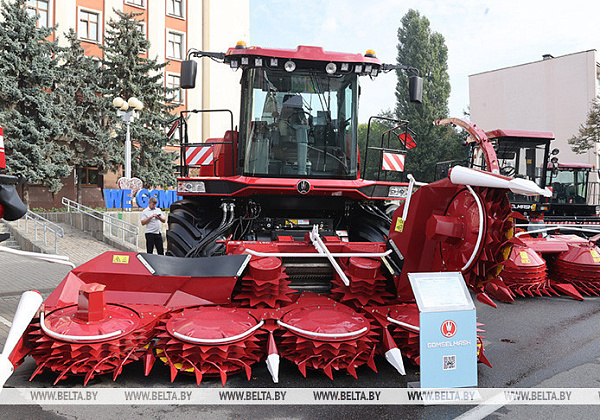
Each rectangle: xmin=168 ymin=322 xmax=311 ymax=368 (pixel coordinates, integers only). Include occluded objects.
xmin=230 ymin=59 xmax=239 ymax=69
xmin=370 ymin=67 xmax=379 ymax=77
xmin=364 ymin=64 xmax=372 ymax=73
xmin=235 ymin=40 xmax=247 ymax=49
xmin=270 ymin=58 xmax=278 ymax=67
xmin=241 ymin=57 xmax=249 ymax=65
xmin=354 ymin=64 xmax=363 ymax=73
xmin=365 ymin=49 xmax=376 ymax=58
xmin=325 ymin=62 xmax=337 ymax=75
xmin=284 ymin=60 xmax=296 ymax=72
xmin=255 ymin=58 xmax=263 ymax=67
xmin=340 ymin=63 xmax=349 ymax=72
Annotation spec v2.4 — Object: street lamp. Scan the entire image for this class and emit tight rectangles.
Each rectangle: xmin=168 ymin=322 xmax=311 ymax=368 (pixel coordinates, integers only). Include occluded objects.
xmin=113 ymin=96 xmax=144 ymax=180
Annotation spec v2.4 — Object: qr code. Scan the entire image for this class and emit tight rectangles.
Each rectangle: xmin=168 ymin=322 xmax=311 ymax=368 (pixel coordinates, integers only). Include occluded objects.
xmin=443 ymin=355 xmax=456 ymax=370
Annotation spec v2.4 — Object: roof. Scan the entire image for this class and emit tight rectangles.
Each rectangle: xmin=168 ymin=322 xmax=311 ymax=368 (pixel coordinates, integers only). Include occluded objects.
xmin=226 ymin=45 xmax=382 ymax=65
xmin=469 ymin=49 xmax=597 ymax=78
xmin=485 ymin=129 xmax=555 ymax=141
xmin=547 ymin=162 xmax=594 ymax=169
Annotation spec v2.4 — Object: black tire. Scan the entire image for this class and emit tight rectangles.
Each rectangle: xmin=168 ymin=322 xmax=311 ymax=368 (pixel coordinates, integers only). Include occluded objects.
xmin=348 ymin=202 xmax=392 ymax=243
xmin=166 ymin=199 xmax=222 ymax=257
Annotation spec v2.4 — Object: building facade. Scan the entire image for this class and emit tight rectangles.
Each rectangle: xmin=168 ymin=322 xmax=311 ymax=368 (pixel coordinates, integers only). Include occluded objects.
xmin=469 ymin=50 xmax=600 ymax=171
xmin=10 ymin=0 xmax=249 ymax=208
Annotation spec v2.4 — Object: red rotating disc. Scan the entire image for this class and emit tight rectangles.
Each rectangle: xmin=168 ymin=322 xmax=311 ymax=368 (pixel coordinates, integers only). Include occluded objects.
xmin=43 ymin=304 xmax=140 ymax=342
xmin=439 ymin=188 xmax=485 ymax=271
xmin=348 ymin=257 xmax=381 ymax=279
xmin=166 ymin=306 xmax=259 ymax=345
xmin=249 ymin=257 xmax=282 ymax=281
xmin=281 ymin=303 xmax=370 ymax=342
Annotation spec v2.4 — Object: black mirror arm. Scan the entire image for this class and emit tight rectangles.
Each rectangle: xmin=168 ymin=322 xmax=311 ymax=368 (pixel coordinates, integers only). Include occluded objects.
xmin=381 ymin=64 xmax=420 ymax=76
xmin=187 ymin=49 xmax=226 ymax=61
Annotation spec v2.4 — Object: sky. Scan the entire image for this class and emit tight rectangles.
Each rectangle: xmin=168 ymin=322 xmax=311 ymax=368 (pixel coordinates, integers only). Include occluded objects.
xmin=250 ymin=0 xmax=600 ymax=122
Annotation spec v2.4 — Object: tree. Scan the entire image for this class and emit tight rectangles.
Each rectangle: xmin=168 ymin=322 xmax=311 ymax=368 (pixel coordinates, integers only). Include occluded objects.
xmin=394 ymin=9 xmax=465 ymax=182
xmin=101 ymin=9 xmax=177 ymax=188
xmin=0 ymin=0 xmax=72 ymax=204
xmin=54 ymin=29 xmax=119 ymax=203
xmin=567 ymin=97 xmax=600 ymax=154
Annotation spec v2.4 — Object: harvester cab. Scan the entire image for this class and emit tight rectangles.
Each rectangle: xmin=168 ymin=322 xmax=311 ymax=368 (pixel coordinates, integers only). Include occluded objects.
xmin=545 ymin=162 xmax=597 ymax=218
xmin=168 ymin=43 xmax=424 ymax=258
xmin=461 ymin=123 xmax=598 ymax=221
xmin=483 ymin=129 xmax=554 ymax=217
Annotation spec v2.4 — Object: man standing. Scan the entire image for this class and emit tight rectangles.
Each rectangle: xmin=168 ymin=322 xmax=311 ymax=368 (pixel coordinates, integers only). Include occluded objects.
xmin=141 ymin=197 xmax=166 ymax=254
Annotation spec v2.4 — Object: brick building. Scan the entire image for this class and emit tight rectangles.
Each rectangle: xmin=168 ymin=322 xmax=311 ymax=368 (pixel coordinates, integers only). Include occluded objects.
xmin=8 ymin=0 xmax=249 ymax=208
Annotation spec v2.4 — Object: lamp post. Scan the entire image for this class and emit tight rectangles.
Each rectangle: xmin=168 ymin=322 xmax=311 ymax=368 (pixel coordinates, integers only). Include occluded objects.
xmin=113 ymin=97 xmax=144 ymax=179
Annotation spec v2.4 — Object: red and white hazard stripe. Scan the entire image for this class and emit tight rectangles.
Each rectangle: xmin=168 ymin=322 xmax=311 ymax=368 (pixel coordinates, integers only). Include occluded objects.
xmin=0 ymin=126 xmax=5 ymax=169
xmin=185 ymin=145 xmax=213 ymax=166
xmin=382 ymin=152 xmax=405 ymax=171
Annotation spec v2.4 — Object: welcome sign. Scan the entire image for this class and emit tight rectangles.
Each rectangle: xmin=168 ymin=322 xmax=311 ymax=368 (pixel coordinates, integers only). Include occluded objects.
xmin=103 ymin=188 xmax=182 ymax=209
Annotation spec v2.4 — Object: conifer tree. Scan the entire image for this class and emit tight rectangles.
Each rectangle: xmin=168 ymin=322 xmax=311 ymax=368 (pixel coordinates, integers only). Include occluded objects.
xmin=101 ymin=9 xmax=177 ymax=188
xmin=567 ymin=97 xmax=600 ymax=154
xmin=395 ymin=9 xmax=464 ymax=182
xmin=54 ymin=29 xmax=118 ymax=203
xmin=0 ymin=0 xmax=72 ymax=204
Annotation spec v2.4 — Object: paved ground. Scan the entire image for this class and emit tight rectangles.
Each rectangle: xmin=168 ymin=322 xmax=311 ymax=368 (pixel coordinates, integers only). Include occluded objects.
xmin=5 ymin=219 xmax=123 ymax=266
xmin=0 ymin=252 xmax=71 ymax=347
xmin=0 ymin=221 xmax=121 ymax=342
xmin=1 ymin=229 xmax=600 ymax=419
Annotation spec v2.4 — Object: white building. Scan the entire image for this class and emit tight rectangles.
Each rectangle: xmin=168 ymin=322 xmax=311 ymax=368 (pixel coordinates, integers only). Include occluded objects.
xmin=469 ymin=50 xmax=600 ymax=169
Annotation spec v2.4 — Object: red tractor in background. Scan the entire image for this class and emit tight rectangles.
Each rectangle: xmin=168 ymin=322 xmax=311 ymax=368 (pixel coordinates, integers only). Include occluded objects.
xmin=435 ymin=118 xmax=600 ymax=302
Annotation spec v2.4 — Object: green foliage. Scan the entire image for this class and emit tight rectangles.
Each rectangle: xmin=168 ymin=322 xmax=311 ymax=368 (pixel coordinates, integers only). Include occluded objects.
xmin=101 ymin=9 xmax=177 ymax=188
xmin=54 ymin=30 xmax=119 ymax=200
xmin=394 ymin=9 xmax=465 ymax=182
xmin=357 ymin=112 xmax=408 ymax=181
xmin=0 ymin=0 xmax=72 ymax=198
xmin=568 ymin=97 xmax=600 ymax=154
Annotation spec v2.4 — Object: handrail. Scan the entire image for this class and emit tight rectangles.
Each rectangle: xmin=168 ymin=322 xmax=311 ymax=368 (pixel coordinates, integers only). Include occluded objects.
xmin=17 ymin=210 xmax=64 ymax=254
xmin=61 ymin=197 xmax=139 ymax=249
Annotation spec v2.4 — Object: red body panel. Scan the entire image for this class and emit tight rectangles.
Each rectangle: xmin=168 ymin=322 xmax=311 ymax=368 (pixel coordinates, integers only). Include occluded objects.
xmin=226 ymin=45 xmax=382 ymax=66
xmin=178 ymin=175 xmax=408 ymax=200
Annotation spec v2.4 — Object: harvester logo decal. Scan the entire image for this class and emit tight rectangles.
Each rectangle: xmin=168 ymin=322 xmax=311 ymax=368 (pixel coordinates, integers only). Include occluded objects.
xmin=382 ymin=152 xmax=405 ymax=172
xmin=441 ymin=320 xmax=457 ymax=338
xmin=296 ymin=180 xmax=311 ymax=194
xmin=0 ymin=126 xmax=5 ymax=169
xmin=519 ymin=251 xmax=531 ymax=264
xmin=186 ymin=145 xmax=214 ymax=166
xmin=591 ymin=249 xmax=600 ymax=263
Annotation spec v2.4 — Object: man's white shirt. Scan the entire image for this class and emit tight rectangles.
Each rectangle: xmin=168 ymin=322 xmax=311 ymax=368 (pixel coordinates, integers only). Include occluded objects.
xmin=142 ymin=207 xmax=163 ymax=234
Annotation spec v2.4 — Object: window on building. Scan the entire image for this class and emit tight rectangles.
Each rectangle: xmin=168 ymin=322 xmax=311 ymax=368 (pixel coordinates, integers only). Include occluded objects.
xmin=167 ymin=0 xmax=184 ymax=18
xmin=78 ymin=167 xmax=100 ymax=186
xmin=167 ymin=74 xmax=182 ymax=103
xmin=78 ymin=9 xmax=100 ymax=42
xmin=26 ymin=0 xmax=49 ymax=28
xmin=167 ymin=31 xmax=184 ymax=60
xmin=125 ymin=0 xmax=145 ymax=8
